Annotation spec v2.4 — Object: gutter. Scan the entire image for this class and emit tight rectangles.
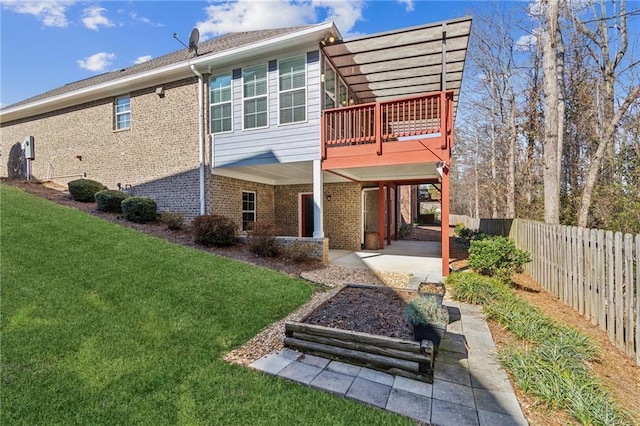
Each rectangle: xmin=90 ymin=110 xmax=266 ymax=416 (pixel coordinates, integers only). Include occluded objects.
xmin=190 ymin=64 xmax=206 ymax=215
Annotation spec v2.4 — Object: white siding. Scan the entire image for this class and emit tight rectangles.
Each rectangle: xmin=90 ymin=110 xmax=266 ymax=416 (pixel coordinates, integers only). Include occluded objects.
xmin=212 ymin=47 xmax=321 ymax=168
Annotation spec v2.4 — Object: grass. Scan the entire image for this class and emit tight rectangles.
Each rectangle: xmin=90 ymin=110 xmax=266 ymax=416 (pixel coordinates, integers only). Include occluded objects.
xmin=446 ymin=272 xmax=630 ymax=425
xmin=0 ymin=184 xmax=411 ymax=425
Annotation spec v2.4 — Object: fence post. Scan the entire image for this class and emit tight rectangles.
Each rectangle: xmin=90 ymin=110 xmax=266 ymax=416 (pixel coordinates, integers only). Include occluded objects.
xmin=615 ymin=232 xmax=624 ymax=350
xmin=606 ymin=231 xmax=615 ymax=342
xmin=624 ymin=234 xmax=634 ymax=356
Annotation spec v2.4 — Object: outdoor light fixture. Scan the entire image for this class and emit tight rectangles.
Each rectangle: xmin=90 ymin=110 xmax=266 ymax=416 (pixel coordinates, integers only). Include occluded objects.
xmin=436 ymin=161 xmax=448 ymax=178
xmin=155 ymin=86 xmax=165 ymax=98
xmin=326 ymin=194 xmax=332 ymax=201
xmin=321 ymin=34 xmax=337 ymax=46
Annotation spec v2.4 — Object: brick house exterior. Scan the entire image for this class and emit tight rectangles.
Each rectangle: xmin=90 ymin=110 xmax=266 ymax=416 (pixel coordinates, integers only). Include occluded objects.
xmin=1 ymin=18 xmax=471 ymax=271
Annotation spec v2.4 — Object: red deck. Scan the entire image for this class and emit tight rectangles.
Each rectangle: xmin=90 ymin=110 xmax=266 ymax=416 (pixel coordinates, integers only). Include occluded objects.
xmin=321 ymin=91 xmax=454 ymax=169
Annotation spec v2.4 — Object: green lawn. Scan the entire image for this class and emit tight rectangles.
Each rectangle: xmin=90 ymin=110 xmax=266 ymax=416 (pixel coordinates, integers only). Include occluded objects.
xmin=0 ymin=184 xmax=410 ymax=425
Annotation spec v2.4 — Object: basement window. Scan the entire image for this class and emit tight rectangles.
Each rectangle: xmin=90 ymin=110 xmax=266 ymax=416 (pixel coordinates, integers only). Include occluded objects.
xmin=242 ymin=191 xmax=256 ymax=231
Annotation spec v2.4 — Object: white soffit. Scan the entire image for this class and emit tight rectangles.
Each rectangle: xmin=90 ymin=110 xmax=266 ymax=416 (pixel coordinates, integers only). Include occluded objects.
xmin=330 ymin=162 xmax=440 ymax=182
xmin=323 ymin=16 xmax=472 ymax=115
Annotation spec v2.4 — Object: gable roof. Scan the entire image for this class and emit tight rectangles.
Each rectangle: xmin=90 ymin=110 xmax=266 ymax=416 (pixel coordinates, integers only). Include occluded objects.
xmin=1 ymin=23 xmax=335 ymax=122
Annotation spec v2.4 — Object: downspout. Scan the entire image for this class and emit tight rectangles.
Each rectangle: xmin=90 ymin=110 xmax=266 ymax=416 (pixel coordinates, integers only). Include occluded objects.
xmin=190 ymin=64 xmax=206 ymax=215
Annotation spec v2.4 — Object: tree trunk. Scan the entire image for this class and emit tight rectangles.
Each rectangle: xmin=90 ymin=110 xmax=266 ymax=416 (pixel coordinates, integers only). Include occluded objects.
xmin=506 ymin=92 xmax=517 ymax=218
xmin=541 ymin=0 xmax=562 ymax=224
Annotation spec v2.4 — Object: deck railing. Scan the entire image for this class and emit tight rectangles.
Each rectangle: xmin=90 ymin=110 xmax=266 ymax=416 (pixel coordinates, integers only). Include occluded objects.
xmin=322 ymin=91 xmax=454 ymax=158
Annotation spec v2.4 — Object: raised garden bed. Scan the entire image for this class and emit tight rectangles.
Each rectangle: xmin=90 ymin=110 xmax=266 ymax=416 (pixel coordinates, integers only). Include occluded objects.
xmin=284 ymin=284 xmax=436 ymax=382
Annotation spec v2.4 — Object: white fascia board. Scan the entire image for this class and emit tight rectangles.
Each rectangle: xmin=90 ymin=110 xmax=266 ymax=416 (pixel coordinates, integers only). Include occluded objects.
xmin=1 ymin=22 xmax=339 ymax=124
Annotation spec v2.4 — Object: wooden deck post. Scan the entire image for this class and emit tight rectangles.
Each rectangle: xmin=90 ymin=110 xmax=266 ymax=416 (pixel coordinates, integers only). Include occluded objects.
xmin=387 ymin=184 xmax=392 ymax=246
xmin=378 ymin=181 xmax=385 ymax=249
xmin=441 ymin=166 xmax=450 ymax=276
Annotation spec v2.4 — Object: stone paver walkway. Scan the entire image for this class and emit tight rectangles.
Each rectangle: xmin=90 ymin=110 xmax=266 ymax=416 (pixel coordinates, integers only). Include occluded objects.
xmin=250 ymin=299 xmax=528 ymax=425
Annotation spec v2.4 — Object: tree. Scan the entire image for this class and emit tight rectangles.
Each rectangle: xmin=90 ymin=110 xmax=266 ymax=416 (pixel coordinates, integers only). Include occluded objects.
xmin=568 ymin=0 xmax=640 ymax=227
xmin=540 ymin=0 xmax=565 ymax=224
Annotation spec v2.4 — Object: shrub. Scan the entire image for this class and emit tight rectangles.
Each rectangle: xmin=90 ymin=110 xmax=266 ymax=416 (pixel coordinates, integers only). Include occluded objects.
xmin=68 ymin=179 xmax=104 ymax=202
xmin=192 ymin=214 xmax=237 ymax=247
xmin=160 ymin=212 xmax=185 ymax=230
xmin=403 ymin=295 xmax=449 ymax=326
xmin=283 ymin=240 xmax=316 ymax=262
xmin=455 ymin=226 xmax=487 ymax=248
xmin=468 ymin=236 xmax=531 ymax=281
xmin=399 ymin=222 xmax=412 ymax=238
xmin=248 ymin=221 xmax=281 ymax=257
xmin=121 ymin=196 xmax=157 ymax=224
xmin=94 ymin=189 xmax=129 ymax=213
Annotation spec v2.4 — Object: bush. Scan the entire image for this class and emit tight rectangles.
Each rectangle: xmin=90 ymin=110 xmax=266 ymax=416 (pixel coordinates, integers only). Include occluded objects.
xmin=160 ymin=212 xmax=185 ymax=230
xmin=192 ymin=214 xmax=237 ymax=247
xmin=399 ymin=222 xmax=412 ymax=238
xmin=455 ymin=226 xmax=487 ymax=249
xmin=94 ymin=189 xmax=130 ymax=213
xmin=121 ymin=196 xmax=157 ymax=224
xmin=468 ymin=236 xmax=531 ymax=281
xmin=68 ymin=179 xmax=104 ymax=202
xmin=283 ymin=240 xmax=316 ymax=262
xmin=248 ymin=221 xmax=281 ymax=257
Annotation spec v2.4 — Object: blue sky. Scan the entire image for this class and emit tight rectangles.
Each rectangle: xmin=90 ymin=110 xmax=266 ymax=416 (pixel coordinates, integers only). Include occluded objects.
xmin=0 ymin=0 xmax=481 ymax=107
xmin=1 ymin=1 xmax=637 ymax=108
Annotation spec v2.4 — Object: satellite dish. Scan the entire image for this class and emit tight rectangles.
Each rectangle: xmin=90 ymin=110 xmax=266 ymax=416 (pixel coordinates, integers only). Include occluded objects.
xmin=188 ymin=28 xmax=200 ymax=55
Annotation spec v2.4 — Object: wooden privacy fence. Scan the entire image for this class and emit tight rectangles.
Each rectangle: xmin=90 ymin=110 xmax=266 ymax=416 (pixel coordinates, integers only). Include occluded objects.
xmin=451 ymin=215 xmax=640 ymax=366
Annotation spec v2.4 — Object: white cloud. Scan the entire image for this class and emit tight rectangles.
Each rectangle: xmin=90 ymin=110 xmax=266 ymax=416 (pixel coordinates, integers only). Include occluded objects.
xmin=82 ymin=6 xmax=114 ymax=31
xmin=133 ymin=55 xmax=152 ymax=65
xmin=516 ymin=33 xmax=537 ymax=51
xmin=0 ymin=0 xmax=74 ymax=28
xmin=313 ymin=0 xmax=364 ymax=37
xmin=129 ymin=11 xmax=164 ymax=27
xmin=77 ymin=52 xmax=115 ymax=72
xmin=397 ymin=0 xmax=414 ymax=12
xmin=196 ymin=0 xmax=364 ymax=39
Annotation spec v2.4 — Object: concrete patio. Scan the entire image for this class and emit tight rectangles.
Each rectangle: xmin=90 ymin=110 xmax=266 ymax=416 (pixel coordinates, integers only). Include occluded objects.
xmin=329 ymin=239 xmax=444 ymax=284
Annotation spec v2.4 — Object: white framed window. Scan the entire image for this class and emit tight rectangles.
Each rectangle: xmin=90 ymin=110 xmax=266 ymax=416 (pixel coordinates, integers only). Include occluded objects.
xmin=242 ymin=191 xmax=256 ymax=231
xmin=279 ymin=56 xmax=306 ymax=124
xmin=243 ymin=65 xmax=268 ymax=129
xmin=323 ymin=62 xmax=336 ymax=109
xmin=210 ymin=74 xmax=232 ymax=134
xmin=115 ymin=95 xmax=130 ymax=130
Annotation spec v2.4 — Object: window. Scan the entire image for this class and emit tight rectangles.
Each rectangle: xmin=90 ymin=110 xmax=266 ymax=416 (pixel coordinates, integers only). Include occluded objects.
xmin=210 ymin=74 xmax=232 ymax=133
xmin=115 ymin=95 xmax=130 ymax=130
xmin=324 ymin=65 xmax=336 ymax=109
xmin=279 ymin=56 xmax=306 ymax=124
xmin=243 ymin=65 xmax=268 ymax=129
xmin=242 ymin=191 xmax=256 ymax=231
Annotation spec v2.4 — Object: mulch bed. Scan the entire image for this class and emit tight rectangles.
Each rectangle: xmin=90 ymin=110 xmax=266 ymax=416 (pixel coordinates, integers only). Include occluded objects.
xmin=303 ymin=286 xmax=415 ymax=340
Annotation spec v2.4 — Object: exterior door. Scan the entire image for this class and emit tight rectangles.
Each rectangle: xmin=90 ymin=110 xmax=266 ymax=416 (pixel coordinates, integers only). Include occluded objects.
xmin=301 ymin=194 xmax=314 ymax=237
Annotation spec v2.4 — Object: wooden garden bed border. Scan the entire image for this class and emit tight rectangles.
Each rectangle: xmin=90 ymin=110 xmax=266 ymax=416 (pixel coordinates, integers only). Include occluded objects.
xmin=284 ymin=284 xmax=435 ymax=382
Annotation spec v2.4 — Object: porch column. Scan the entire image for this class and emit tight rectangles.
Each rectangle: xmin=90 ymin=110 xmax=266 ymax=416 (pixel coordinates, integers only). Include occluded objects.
xmin=386 ymin=184 xmax=392 ymax=246
xmin=441 ymin=165 xmax=450 ymax=276
xmin=378 ymin=181 xmax=385 ymax=249
xmin=394 ymin=185 xmax=400 ymax=241
xmin=312 ymin=159 xmax=324 ymax=238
